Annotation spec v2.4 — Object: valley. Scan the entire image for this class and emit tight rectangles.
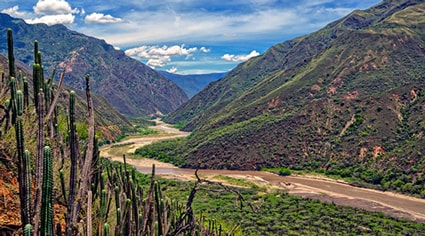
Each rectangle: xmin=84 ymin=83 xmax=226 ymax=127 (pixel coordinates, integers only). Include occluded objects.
xmin=2 ymin=0 xmax=425 ymax=234
xmin=101 ymin=120 xmax=425 ymax=224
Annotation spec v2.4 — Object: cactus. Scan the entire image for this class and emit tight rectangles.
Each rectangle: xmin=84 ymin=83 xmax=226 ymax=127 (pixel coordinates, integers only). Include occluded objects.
xmin=104 ymin=223 xmax=109 ymax=236
xmin=66 ymin=91 xmax=77 ymax=236
xmin=33 ymin=63 xmax=41 ymax=109
xmin=116 ymin=208 xmax=121 ymax=234
xmin=14 ymin=83 xmax=32 ymax=227
xmin=7 ymin=28 xmax=15 ymax=78
xmin=59 ymin=169 xmax=67 ymax=203
xmin=34 ymin=40 xmax=39 ymax=64
xmin=15 ymin=115 xmax=28 ymax=226
xmin=122 ymin=198 xmax=131 ymax=236
xmin=33 ymin=89 xmax=45 ymax=234
xmin=9 ymin=77 xmax=17 ymax=125
xmin=154 ymin=182 xmax=163 ymax=236
xmin=87 ymin=190 xmax=92 ymax=236
xmin=114 ymin=185 xmax=120 ymax=215
xmin=23 ymin=77 xmax=29 ymax=108
xmin=24 ymin=224 xmax=32 ymax=236
xmin=24 ymin=150 xmax=32 ymax=226
xmin=16 ymin=90 xmax=23 ymax=116
xmin=100 ymin=189 xmax=107 ymax=220
xmin=130 ymin=180 xmax=139 ymax=235
xmin=41 ymin=146 xmax=53 ymax=236
xmin=44 ymin=79 xmax=51 ymax=114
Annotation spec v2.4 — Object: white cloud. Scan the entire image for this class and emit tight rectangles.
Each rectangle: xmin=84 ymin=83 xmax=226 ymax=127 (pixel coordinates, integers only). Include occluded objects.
xmin=166 ymin=67 xmax=178 ymax=73
xmin=200 ymin=47 xmax=211 ymax=53
xmin=26 ymin=14 xmax=75 ymax=25
xmin=33 ymin=0 xmax=73 ymax=15
xmin=85 ymin=12 xmax=123 ymax=24
xmin=125 ymin=45 xmax=203 ymax=68
xmin=221 ymin=50 xmax=260 ymax=62
xmin=1 ymin=5 xmax=30 ymax=18
xmin=3 ymin=0 xmax=79 ymax=26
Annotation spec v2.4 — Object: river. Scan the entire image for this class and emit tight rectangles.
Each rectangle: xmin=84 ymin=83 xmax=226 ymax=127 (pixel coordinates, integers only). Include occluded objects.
xmin=100 ymin=120 xmax=425 ymax=223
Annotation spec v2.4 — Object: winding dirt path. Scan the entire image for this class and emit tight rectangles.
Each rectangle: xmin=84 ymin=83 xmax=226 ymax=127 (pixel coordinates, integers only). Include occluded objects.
xmin=100 ymin=120 xmax=425 ymax=223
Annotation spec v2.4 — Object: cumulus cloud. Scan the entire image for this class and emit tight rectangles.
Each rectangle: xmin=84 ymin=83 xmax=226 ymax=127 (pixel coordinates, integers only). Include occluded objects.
xmin=26 ymin=14 xmax=75 ymax=25
xmin=85 ymin=12 xmax=123 ymax=23
xmin=33 ymin=0 xmax=74 ymax=15
xmin=1 ymin=6 xmax=30 ymax=18
xmin=221 ymin=50 xmax=260 ymax=62
xmin=125 ymin=45 xmax=206 ymax=68
xmin=5 ymin=0 xmax=79 ymax=25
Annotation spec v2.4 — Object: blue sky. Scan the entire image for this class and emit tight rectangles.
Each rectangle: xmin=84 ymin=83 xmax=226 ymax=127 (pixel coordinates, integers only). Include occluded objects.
xmin=1 ymin=0 xmax=382 ymax=74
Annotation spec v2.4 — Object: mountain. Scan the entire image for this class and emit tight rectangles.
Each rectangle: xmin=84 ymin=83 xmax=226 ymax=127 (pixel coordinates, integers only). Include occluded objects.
xmin=0 ymin=13 xmax=188 ymax=116
xmin=159 ymin=71 xmax=227 ymax=98
xmin=156 ymin=0 xmax=425 ymax=195
xmin=0 ymin=54 xmax=132 ymax=142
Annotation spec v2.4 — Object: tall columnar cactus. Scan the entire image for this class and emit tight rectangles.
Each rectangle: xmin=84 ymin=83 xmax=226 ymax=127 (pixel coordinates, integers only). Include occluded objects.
xmin=59 ymin=169 xmax=67 ymax=203
xmin=13 ymin=85 xmax=33 ymax=228
xmin=100 ymin=189 xmax=107 ymax=221
xmin=33 ymin=63 xmax=41 ymax=110
xmin=7 ymin=28 xmax=15 ymax=78
xmin=70 ymin=75 xmax=95 ymax=227
xmin=41 ymin=146 xmax=53 ymax=236
xmin=24 ymin=150 xmax=32 ymax=227
xmin=66 ymin=91 xmax=77 ymax=236
xmin=33 ymin=89 xmax=45 ymax=234
xmin=34 ymin=40 xmax=39 ymax=64
xmin=9 ymin=77 xmax=17 ymax=125
xmin=23 ymin=77 xmax=29 ymax=108
xmin=16 ymin=90 xmax=23 ymax=116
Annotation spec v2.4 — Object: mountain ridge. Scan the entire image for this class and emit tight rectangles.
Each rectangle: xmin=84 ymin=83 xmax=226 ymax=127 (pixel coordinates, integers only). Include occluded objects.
xmin=0 ymin=53 xmax=132 ymax=142
xmin=148 ymin=0 xmax=425 ymax=196
xmin=159 ymin=71 xmax=227 ymax=98
xmin=0 ymin=13 xmax=188 ymax=116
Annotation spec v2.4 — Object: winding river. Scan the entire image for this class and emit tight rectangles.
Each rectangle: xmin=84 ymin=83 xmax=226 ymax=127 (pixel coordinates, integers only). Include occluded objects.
xmin=100 ymin=120 xmax=425 ymax=223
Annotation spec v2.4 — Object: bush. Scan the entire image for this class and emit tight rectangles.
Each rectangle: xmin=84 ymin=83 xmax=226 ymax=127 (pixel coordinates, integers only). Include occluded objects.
xmin=279 ymin=167 xmax=292 ymax=176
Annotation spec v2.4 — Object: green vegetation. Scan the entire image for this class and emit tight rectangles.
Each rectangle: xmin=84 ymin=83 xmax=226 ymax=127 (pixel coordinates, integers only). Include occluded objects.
xmin=135 ymin=137 xmax=188 ymax=167
xmin=262 ymin=167 xmax=292 ymax=176
xmin=212 ymin=175 xmax=263 ymax=190
xmin=154 ymin=1 xmax=425 ymax=199
xmin=159 ymin=172 xmax=425 ymax=235
xmin=0 ymin=29 xmax=215 ymax=235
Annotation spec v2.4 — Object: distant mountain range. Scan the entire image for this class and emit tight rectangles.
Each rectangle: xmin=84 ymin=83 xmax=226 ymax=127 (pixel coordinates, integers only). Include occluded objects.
xmin=158 ymin=0 xmax=425 ymax=194
xmin=159 ymin=71 xmax=227 ymax=98
xmin=0 ymin=13 xmax=188 ymax=116
xmin=0 ymin=54 xmax=132 ymax=141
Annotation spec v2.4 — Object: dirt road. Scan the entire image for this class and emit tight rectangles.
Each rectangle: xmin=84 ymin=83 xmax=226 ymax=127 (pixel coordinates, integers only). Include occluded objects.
xmin=101 ymin=120 xmax=425 ymax=223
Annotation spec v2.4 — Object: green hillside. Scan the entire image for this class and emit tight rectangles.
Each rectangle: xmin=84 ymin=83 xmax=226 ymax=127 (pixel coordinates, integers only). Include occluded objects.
xmin=152 ymin=0 xmax=425 ymax=196
xmin=0 ymin=54 xmax=132 ymax=142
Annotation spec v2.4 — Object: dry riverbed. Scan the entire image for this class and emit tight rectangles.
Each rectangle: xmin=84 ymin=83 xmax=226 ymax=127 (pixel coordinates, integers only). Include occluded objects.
xmin=100 ymin=120 xmax=425 ymax=223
